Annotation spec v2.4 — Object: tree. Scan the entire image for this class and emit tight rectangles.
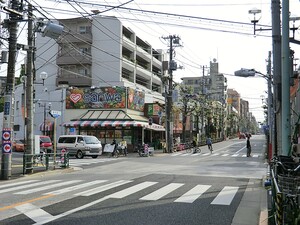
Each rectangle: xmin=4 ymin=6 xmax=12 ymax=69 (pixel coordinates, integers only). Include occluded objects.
xmin=177 ymin=85 xmax=196 ymax=142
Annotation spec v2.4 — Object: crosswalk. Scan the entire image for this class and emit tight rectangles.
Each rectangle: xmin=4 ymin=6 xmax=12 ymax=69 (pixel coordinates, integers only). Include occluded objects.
xmin=69 ymin=158 xmax=117 ymax=167
xmin=171 ymin=151 xmax=262 ymax=158
xmin=0 ymin=179 xmax=240 ymax=206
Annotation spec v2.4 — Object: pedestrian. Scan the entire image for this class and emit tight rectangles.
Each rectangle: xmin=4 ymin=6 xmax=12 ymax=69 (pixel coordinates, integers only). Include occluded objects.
xmin=206 ymin=137 xmax=213 ymax=152
xmin=119 ymin=138 xmax=128 ymax=156
xmin=246 ymin=136 xmax=251 ymax=157
xmin=111 ymin=139 xmax=118 ymax=157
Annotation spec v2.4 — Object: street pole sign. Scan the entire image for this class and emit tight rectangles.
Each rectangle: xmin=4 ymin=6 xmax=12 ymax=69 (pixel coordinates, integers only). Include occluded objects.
xmin=49 ymin=110 xmax=61 ymax=118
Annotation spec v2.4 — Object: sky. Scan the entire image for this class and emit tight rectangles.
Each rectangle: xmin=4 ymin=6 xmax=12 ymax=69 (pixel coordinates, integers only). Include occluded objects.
xmin=3 ymin=0 xmax=300 ymax=123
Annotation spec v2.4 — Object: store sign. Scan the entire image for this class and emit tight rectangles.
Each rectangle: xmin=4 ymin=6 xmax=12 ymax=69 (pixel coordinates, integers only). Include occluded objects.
xmin=127 ymin=88 xmax=145 ymax=112
xmin=66 ymin=87 xmax=126 ymax=109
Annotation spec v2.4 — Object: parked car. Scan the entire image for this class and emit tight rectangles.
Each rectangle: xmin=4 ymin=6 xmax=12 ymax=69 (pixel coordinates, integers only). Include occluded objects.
xmin=13 ymin=140 xmax=25 ymax=152
xmin=57 ymin=135 xmax=102 ymax=159
xmin=40 ymin=135 xmax=53 ymax=153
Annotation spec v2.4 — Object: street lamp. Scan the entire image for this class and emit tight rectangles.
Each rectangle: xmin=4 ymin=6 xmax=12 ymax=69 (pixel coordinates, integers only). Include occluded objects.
xmin=36 ymin=71 xmax=48 ymax=86
xmin=248 ymin=8 xmax=262 ymax=35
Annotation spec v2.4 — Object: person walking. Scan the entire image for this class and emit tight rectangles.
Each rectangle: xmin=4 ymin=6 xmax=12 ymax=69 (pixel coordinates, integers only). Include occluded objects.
xmin=246 ymin=136 xmax=251 ymax=157
xmin=206 ymin=137 xmax=213 ymax=152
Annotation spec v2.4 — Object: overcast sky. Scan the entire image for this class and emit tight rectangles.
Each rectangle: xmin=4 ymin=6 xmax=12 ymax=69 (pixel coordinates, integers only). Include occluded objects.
xmin=5 ymin=0 xmax=300 ymax=122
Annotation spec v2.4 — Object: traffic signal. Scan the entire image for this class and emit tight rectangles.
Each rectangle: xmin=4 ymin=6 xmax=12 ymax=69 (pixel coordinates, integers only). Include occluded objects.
xmin=148 ymin=117 xmax=153 ymax=125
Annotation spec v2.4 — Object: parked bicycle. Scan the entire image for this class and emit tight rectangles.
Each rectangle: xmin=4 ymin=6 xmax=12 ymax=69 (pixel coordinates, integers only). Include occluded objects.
xmin=184 ymin=142 xmax=201 ymax=154
xmin=268 ymin=156 xmax=300 ymax=225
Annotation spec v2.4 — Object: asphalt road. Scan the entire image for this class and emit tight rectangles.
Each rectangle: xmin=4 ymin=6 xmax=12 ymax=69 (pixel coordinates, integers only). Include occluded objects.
xmin=0 ymin=135 xmax=267 ymax=225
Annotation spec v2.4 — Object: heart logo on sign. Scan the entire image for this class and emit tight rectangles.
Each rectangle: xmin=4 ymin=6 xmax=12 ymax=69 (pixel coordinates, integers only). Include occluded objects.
xmin=70 ymin=94 xmax=82 ymax=103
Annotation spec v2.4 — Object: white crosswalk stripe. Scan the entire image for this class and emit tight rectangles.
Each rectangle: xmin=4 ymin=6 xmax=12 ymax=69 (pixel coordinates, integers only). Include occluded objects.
xmin=1 ymin=179 xmax=242 ymax=206
xmin=140 ymin=183 xmax=184 ymax=201
xmin=69 ymin=158 xmax=117 ymax=166
xmin=211 ymin=186 xmax=239 ymax=205
xmin=169 ymin=152 xmax=262 ymax=158
xmin=174 ymin=184 xmax=211 ymax=203
xmin=75 ymin=180 xmax=133 ymax=197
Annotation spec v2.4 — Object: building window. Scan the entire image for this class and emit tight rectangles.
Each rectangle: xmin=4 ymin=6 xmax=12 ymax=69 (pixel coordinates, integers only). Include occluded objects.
xmin=79 ymin=26 xmax=91 ymax=34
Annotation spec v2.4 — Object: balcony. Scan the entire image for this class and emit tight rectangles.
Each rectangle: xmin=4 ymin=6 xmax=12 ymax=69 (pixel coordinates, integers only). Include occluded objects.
xmin=56 ymin=74 xmax=91 ymax=87
xmin=56 ymin=54 xmax=92 ymax=65
xmin=57 ymin=32 xmax=92 ymax=44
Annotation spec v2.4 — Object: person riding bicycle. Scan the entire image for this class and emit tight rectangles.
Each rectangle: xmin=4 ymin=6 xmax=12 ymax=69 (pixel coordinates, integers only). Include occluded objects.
xmin=206 ymin=137 xmax=213 ymax=152
xmin=192 ymin=138 xmax=197 ymax=154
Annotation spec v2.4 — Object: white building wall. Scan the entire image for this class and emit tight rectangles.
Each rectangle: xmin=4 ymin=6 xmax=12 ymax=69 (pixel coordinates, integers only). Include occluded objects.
xmin=92 ymin=16 xmax=123 ymax=87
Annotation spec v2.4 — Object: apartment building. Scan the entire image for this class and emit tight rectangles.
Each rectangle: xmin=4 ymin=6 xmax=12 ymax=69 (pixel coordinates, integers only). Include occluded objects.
xmin=13 ymin=16 xmax=166 ymax=148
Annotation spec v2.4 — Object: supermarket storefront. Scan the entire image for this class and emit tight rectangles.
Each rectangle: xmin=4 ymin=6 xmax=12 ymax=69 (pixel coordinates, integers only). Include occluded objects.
xmin=63 ymin=87 xmax=165 ymax=151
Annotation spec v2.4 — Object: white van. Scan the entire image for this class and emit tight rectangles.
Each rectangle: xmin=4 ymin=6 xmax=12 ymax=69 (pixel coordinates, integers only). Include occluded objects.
xmin=57 ymin=135 xmax=102 ymax=159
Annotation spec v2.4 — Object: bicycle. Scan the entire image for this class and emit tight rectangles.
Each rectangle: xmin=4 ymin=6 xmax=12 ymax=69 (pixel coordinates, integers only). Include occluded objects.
xmin=268 ymin=156 xmax=300 ymax=225
xmin=185 ymin=142 xmax=193 ymax=153
xmin=33 ymin=152 xmax=45 ymax=167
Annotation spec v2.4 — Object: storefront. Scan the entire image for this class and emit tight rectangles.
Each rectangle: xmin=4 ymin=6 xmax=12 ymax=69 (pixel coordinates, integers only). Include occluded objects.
xmin=62 ymin=86 xmax=165 ymax=152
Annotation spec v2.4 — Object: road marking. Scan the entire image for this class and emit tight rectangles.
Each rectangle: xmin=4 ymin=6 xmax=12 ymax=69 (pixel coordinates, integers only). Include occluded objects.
xmin=44 ymin=180 xmax=107 ymax=195
xmin=0 ymin=180 xmax=40 ymax=189
xmin=0 ymin=180 xmax=60 ymax=194
xmin=171 ymin=153 xmax=182 ymax=156
xmin=202 ymin=153 xmax=210 ymax=156
xmin=15 ymin=203 xmax=54 ymax=223
xmin=211 ymin=153 xmax=219 ymax=156
xmin=211 ymin=186 xmax=239 ymax=205
xmin=242 ymin=154 xmax=247 ymax=157
xmin=0 ymin=194 xmax=53 ymax=212
xmin=15 ymin=180 xmax=82 ymax=195
xmin=174 ymin=184 xmax=211 ymax=203
xmin=222 ymin=154 xmax=229 ymax=156
xmin=76 ymin=180 xmax=132 ymax=197
xmin=108 ymin=181 xmax=157 ymax=198
xmin=232 ymin=154 xmax=239 ymax=157
xmin=140 ymin=183 xmax=184 ymax=201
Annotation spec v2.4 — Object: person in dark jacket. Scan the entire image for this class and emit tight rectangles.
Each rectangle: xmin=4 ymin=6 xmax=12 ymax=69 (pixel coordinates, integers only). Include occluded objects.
xmin=246 ymin=136 xmax=251 ymax=157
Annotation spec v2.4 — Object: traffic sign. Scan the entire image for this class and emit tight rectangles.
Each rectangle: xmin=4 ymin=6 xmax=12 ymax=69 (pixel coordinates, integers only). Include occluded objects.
xmin=2 ymin=142 xmax=11 ymax=154
xmin=2 ymin=129 xmax=11 ymax=141
xmin=49 ymin=110 xmax=61 ymax=118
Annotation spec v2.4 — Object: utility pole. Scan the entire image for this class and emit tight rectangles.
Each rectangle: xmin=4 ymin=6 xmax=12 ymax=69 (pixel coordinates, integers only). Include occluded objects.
xmin=281 ymin=0 xmax=290 ymax=156
xmin=1 ymin=0 xmax=22 ymax=180
xmin=271 ymin=0 xmax=281 ymax=156
xmin=162 ymin=35 xmax=180 ymax=153
xmin=266 ymin=51 xmax=273 ymax=161
xmin=25 ymin=3 xmax=34 ymax=174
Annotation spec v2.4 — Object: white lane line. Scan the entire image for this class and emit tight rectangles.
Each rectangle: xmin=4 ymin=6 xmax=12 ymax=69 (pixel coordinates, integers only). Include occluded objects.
xmin=174 ymin=184 xmax=211 ymax=203
xmin=75 ymin=180 xmax=132 ymax=197
xmin=202 ymin=153 xmax=210 ymax=156
xmin=108 ymin=181 xmax=157 ymax=199
xmin=211 ymin=186 xmax=239 ymax=205
xmin=232 ymin=154 xmax=239 ymax=157
xmin=252 ymin=154 xmax=259 ymax=157
xmin=15 ymin=180 xmax=82 ymax=195
xmin=222 ymin=154 xmax=229 ymax=157
xmin=171 ymin=153 xmax=182 ymax=156
xmin=236 ymin=146 xmax=246 ymax=154
xmin=44 ymin=180 xmax=107 ymax=195
xmin=0 ymin=180 xmax=60 ymax=194
xmin=0 ymin=180 xmax=40 ymax=189
xmin=16 ymin=203 xmax=54 ymax=223
xmin=191 ymin=153 xmax=201 ymax=156
xmin=140 ymin=183 xmax=184 ymax=201
xmin=211 ymin=153 xmax=219 ymax=156
xmin=241 ymin=154 xmax=247 ymax=157
xmin=180 ymin=153 xmax=191 ymax=156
